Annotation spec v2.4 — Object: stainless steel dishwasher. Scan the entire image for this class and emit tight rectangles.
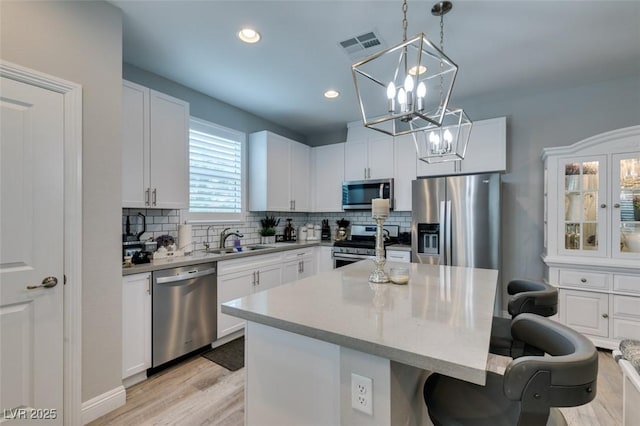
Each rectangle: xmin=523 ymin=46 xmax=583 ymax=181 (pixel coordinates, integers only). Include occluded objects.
xmin=152 ymin=262 xmax=217 ymax=368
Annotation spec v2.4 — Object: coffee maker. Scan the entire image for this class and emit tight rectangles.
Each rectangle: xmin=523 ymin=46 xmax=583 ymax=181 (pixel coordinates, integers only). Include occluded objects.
xmin=321 ymin=219 xmax=331 ymax=241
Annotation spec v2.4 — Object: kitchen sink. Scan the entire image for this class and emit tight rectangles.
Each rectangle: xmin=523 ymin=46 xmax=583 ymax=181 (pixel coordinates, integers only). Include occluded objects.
xmin=206 ymin=245 xmax=269 ymax=255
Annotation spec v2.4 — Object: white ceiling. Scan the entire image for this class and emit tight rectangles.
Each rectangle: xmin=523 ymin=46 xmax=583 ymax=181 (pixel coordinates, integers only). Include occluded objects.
xmin=111 ymin=1 xmax=640 ymax=140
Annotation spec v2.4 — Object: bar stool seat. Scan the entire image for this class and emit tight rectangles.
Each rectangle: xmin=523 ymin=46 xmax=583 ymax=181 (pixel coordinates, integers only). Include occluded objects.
xmin=490 ymin=279 xmax=558 ymax=358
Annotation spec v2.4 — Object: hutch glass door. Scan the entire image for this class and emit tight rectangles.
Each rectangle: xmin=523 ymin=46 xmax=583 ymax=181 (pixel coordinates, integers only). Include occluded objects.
xmin=613 ymin=153 xmax=640 ymax=257
xmin=560 ymin=156 xmax=606 ymax=256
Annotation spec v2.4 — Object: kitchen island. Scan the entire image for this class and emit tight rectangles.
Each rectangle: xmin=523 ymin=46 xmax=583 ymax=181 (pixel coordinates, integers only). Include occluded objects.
xmin=222 ymin=260 xmax=499 ymax=426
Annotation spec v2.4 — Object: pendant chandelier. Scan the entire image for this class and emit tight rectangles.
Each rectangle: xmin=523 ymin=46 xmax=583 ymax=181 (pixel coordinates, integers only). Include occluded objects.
xmin=413 ymin=1 xmax=472 ymax=163
xmin=351 ymin=0 xmax=458 ymax=137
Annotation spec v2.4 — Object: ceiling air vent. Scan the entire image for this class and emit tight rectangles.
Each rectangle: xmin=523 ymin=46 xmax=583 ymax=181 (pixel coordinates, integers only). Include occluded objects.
xmin=339 ymin=30 xmax=386 ymax=62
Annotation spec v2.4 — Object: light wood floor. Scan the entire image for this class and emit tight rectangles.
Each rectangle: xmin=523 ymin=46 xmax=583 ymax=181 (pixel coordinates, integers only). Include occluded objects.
xmin=90 ymin=350 xmax=621 ymax=426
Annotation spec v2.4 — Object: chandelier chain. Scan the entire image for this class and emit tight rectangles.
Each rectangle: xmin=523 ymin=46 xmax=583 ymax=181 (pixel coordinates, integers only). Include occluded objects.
xmin=439 ymin=6 xmax=445 ymax=106
xmin=402 ymin=0 xmax=408 ymax=41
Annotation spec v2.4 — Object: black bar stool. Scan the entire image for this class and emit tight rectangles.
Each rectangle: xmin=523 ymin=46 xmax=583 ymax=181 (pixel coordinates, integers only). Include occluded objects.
xmin=490 ymin=279 xmax=558 ymax=358
xmin=424 ymin=314 xmax=598 ymax=426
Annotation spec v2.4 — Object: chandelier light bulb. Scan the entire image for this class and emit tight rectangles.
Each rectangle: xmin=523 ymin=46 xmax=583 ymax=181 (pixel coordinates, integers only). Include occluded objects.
xmin=387 ymin=82 xmax=396 ymax=112
xmin=444 ymin=128 xmax=453 ymax=143
xmin=417 ymin=82 xmax=426 ymax=111
xmin=404 ymin=75 xmax=414 ymax=92
xmin=397 ymin=88 xmax=407 ymax=111
xmin=386 ymin=82 xmax=396 ymax=100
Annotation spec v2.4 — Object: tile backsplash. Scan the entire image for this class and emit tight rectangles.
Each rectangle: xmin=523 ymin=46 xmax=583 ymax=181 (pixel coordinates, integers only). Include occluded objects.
xmin=122 ymin=209 xmax=412 ymax=251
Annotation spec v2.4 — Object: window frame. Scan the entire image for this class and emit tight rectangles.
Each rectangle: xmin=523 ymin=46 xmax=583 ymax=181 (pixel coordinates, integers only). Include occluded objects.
xmin=182 ymin=117 xmax=247 ymax=224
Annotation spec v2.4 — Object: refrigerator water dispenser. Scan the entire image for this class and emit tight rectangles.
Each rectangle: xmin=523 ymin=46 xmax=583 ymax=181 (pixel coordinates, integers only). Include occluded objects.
xmin=418 ymin=223 xmax=439 ymax=255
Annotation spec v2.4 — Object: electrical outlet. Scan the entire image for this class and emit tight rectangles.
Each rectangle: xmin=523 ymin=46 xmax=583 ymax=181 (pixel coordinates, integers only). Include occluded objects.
xmin=351 ymin=373 xmax=373 ymax=415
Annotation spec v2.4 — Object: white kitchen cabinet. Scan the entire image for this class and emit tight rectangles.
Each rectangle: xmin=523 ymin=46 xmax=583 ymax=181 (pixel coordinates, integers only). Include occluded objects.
xmin=386 ymin=249 xmax=411 ymax=263
xmin=559 ymin=288 xmax=609 ymax=338
xmin=316 ymin=246 xmax=334 ymax=273
xmin=393 ymin=135 xmax=418 ymax=211
xmin=249 ymin=131 xmax=310 ymax=212
xmin=312 ymin=143 xmax=345 ymax=212
xmin=122 ymin=272 xmax=151 ymax=383
xmin=344 ymin=137 xmax=394 ymax=181
xmin=416 ymin=116 xmax=506 ymax=177
xmin=282 ymin=248 xmax=316 ymax=284
xmin=290 ymin=141 xmax=311 ymax=211
xmin=122 ymin=80 xmax=189 ymax=209
xmin=217 ymin=253 xmax=284 ymax=338
xmin=543 ymin=125 xmax=640 ymax=349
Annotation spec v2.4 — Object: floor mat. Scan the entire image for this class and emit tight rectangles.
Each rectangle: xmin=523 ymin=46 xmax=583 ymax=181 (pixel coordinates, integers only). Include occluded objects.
xmin=201 ymin=337 xmax=244 ymax=371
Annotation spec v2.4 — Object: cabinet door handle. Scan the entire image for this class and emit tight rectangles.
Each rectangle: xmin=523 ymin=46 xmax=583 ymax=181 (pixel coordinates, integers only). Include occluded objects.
xmin=147 ymin=275 xmax=151 ymax=295
xmin=364 ymin=168 xmax=367 ymax=179
xmin=293 ymin=200 xmax=296 ymax=211
xmin=152 ymin=188 xmax=157 ymax=206
xmin=301 ymin=261 xmax=304 ymax=273
xmin=580 ymin=278 xmax=587 ymax=283
xmin=602 ymin=313 xmax=609 ymax=318
xmin=145 ymin=188 xmax=150 ymax=206
xmin=600 ymin=203 xmax=606 ymax=208
xmin=368 ymin=168 xmax=371 ymax=179
xmin=252 ymin=271 xmax=256 ymax=286
xmin=256 ymin=270 xmax=260 ymax=285
xmin=614 ymin=203 xmax=621 ymax=208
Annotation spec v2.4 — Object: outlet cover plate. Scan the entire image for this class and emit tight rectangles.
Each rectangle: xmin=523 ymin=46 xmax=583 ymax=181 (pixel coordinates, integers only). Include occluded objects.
xmin=351 ymin=373 xmax=373 ymax=415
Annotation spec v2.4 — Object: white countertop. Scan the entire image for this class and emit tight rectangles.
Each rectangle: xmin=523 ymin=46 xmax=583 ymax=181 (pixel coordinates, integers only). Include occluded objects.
xmin=223 ymin=260 xmax=499 ymax=385
xmin=122 ymin=241 xmax=326 ymax=275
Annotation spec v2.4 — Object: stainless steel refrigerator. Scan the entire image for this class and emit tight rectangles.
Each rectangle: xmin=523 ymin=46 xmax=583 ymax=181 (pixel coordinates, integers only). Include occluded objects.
xmin=411 ymin=173 xmax=501 ymax=272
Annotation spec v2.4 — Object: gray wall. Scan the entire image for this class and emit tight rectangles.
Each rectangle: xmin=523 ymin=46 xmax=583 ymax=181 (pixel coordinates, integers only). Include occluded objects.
xmin=123 ymin=63 xmax=306 ymax=143
xmin=461 ymin=75 xmax=640 ymax=304
xmin=1 ymin=1 xmax=123 ymax=402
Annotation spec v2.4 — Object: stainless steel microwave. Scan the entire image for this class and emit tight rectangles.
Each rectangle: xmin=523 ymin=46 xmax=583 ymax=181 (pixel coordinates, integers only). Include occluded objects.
xmin=342 ymin=178 xmax=394 ymax=210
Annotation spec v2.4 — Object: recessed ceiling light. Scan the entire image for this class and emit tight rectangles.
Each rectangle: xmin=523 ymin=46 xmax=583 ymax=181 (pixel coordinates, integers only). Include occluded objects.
xmin=408 ymin=65 xmax=427 ymax=76
xmin=324 ymin=90 xmax=340 ymax=99
xmin=238 ymin=28 xmax=261 ymax=44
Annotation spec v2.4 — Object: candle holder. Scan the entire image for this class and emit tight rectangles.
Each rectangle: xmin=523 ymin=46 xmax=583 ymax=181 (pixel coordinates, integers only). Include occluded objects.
xmin=369 ymin=215 xmax=390 ymax=283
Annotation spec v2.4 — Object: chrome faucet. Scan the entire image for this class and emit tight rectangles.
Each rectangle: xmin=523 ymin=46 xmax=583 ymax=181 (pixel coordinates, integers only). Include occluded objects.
xmin=203 ymin=225 xmax=216 ymax=250
xmin=220 ymin=228 xmax=244 ymax=248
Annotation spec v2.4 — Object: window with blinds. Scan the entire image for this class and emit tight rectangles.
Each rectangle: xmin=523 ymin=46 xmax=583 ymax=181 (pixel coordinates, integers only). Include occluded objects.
xmin=186 ymin=118 xmax=245 ymax=221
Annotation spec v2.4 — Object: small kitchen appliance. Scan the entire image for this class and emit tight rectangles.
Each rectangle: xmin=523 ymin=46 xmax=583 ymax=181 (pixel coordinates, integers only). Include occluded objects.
xmin=321 ymin=219 xmax=331 ymax=240
xmin=342 ymin=178 xmax=394 ymax=210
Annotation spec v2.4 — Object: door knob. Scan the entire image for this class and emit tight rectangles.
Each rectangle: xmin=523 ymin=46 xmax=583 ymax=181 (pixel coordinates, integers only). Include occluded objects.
xmin=27 ymin=276 xmax=58 ymax=290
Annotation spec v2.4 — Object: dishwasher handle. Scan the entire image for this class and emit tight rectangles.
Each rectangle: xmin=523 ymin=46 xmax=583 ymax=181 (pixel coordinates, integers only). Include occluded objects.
xmin=155 ymin=267 xmax=217 ymax=284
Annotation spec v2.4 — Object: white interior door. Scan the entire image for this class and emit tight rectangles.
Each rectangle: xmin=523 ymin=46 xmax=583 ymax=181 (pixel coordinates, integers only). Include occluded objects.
xmin=1 ymin=77 xmax=64 ymax=424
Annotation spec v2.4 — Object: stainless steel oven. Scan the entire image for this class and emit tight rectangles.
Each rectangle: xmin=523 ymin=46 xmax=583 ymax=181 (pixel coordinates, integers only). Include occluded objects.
xmin=333 ymin=224 xmax=399 ymax=268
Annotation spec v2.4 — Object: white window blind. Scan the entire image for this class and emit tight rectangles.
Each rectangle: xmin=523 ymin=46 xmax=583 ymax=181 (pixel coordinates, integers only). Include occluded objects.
xmin=187 ymin=118 xmax=245 ymax=221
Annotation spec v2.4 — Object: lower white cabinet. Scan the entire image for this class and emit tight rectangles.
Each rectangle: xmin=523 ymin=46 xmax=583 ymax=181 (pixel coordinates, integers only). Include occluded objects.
xmin=386 ymin=249 xmax=411 ymax=263
xmin=122 ymin=272 xmax=151 ymax=381
xmin=316 ymin=246 xmax=334 ymax=273
xmin=217 ymin=253 xmax=283 ymax=339
xmin=282 ymin=248 xmax=316 ymax=284
xmin=550 ymin=266 xmax=640 ymax=349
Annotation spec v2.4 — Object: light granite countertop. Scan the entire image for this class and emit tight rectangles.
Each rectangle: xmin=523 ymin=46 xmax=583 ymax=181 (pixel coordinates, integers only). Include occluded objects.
xmin=122 ymin=240 xmax=329 ymax=276
xmin=222 ymin=260 xmax=499 ymax=385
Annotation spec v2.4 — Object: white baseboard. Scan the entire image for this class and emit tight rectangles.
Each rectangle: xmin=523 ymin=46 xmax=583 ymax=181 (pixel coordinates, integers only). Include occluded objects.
xmin=81 ymin=385 xmax=126 ymax=425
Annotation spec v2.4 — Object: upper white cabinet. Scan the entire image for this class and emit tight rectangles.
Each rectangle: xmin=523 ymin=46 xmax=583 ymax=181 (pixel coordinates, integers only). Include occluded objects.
xmin=417 ymin=116 xmax=507 ymax=177
xmin=312 ymin=143 xmax=345 ymax=212
xmin=543 ymin=125 xmax=640 ymax=349
xmin=249 ymin=131 xmax=310 ymax=212
xmin=344 ymin=137 xmax=394 ymax=181
xmin=393 ymin=135 xmax=418 ymax=211
xmin=122 ymin=80 xmax=189 ymax=209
